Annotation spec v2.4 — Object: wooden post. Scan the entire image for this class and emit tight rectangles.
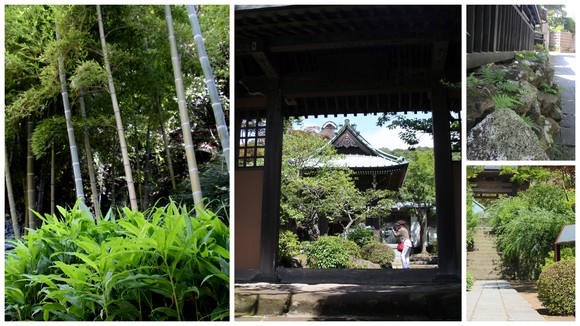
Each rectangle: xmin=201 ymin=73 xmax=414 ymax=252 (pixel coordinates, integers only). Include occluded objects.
xmin=431 ymin=84 xmax=459 ymax=281
xmin=256 ymin=83 xmax=283 ymax=282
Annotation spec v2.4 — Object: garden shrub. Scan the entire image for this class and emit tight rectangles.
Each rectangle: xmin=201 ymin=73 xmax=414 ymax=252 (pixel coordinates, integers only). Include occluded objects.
xmin=5 ymin=199 xmax=229 ymax=321
xmin=346 ymin=223 xmax=374 ymax=247
xmin=541 ymin=247 xmax=575 ymax=273
xmin=360 ymin=242 xmax=394 ymax=268
xmin=487 ymin=184 xmax=575 ymax=280
xmin=466 ymin=272 xmax=475 ymax=291
xmin=278 ymin=230 xmax=302 ymax=266
xmin=305 ymin=236 xmax=358 ymax=269
xmin=537 ymin=260 xmax=575 ymax=316
xmin=342 ymin=238 xmax=361 ymax=258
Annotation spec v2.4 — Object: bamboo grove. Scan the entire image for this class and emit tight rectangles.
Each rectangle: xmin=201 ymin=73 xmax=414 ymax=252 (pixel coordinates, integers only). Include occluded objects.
xmin=5 ymin=5 xmax=230 ymax=234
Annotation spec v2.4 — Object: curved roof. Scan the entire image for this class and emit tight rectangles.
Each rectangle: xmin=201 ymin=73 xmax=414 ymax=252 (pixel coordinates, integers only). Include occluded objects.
xmin=328 ymin=119 xmax=408 ymax=167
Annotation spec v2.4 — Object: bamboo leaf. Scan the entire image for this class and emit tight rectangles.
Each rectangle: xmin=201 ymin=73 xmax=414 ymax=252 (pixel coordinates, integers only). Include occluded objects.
xmin=42 ymin=302 xmax=66 ymax=321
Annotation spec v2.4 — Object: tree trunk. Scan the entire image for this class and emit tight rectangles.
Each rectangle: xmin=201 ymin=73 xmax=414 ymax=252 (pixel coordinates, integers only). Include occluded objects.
xmin=97 ymin=4 xmax=138 ymax=211
xmin=418 ymin=208 xmax=429 ymax=254
xmin=186 ymin=5 xmax=230 ymax=172
xmin=26 ymin=119 xmax=36 ymax=229
xmin=157 ymin=94 xmax=176 ymax=192
xmin=165 ymin=5 xmax=204 ymax=209
xmin=50 ymin=143 xmax=55 ymax=215
xmin=143 ymin=115 xmax=152 ymax=209
xmin=132 ymin=116 xmax=144 ymax=210
xmin=5 ymin=148 xmax=21 ymax=238
xmin=36 ymin=167 xmax=45 ymax=213
xmin=56 ymin=22 xmax=85 ymax=203
xmin=79 ymin=89 xmax=101 ymax=219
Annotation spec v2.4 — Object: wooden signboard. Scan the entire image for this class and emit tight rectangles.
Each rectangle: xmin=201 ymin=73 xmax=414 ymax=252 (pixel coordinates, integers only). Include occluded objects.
xmin=554 ymin=224 xmax=575 ymax=262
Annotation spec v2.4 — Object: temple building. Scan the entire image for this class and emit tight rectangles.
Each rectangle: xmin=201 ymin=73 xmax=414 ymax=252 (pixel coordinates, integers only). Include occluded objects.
xmin=320 ymin=120 xmax=408 ymax=192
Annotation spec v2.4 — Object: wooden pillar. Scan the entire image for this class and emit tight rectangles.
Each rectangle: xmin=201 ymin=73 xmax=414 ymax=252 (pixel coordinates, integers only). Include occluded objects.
xmin=431 ymin=86 xmax=459 ymax=281
xmin=256 ymin=83 xmax=283 ymax=282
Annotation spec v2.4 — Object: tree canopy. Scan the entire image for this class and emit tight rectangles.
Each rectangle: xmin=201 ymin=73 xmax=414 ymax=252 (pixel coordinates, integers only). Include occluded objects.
xmin=5 ymin=5 xmax=230 ymax=233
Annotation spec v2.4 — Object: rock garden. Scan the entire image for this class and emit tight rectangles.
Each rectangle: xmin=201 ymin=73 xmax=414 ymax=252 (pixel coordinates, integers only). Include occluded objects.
xmin=467 ymin=47 xmax=564 ymax=160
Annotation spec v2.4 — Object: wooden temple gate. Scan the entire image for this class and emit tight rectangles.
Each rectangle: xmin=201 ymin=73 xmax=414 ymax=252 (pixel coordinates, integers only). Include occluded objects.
xmin=235 ymin=5 xmax=461 ymax=282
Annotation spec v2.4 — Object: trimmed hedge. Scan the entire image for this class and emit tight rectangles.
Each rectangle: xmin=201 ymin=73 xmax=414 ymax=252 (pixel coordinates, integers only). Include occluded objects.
xmin=537 ymin=259 xmax=575 ymax=316
xmin=360 ymin=242 xmax=395 ymax=268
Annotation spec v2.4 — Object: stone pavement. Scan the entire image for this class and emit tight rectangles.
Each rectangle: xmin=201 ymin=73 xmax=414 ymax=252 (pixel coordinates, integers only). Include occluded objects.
xmin=236 ymin=269 xmax=460 ymax=321
xmin=467 ymin=280 xmax=544 ymax=321
xmin=551 ymin=52 xmax=575 ymax=160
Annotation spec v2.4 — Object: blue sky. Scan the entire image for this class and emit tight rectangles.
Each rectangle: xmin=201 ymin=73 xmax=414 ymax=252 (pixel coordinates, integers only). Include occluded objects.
xmin=296 ymin=112 xmax=434 ymax=150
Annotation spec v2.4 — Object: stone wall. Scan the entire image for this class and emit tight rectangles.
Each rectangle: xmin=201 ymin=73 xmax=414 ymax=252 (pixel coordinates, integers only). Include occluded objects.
xmin=467 ymin=50 xmax=561 ymax=160
xmin=550 ymin=31 xmax=575 ymax=53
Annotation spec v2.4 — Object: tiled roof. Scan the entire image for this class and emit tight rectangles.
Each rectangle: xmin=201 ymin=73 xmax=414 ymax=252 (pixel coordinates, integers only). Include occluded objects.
xmin=329 ymin=154 xmax=406 ymax=168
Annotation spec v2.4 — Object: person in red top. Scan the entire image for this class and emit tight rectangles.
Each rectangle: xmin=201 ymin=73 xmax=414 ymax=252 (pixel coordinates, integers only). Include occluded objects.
xmin=392 ymin=220 xmax=412 ymax=269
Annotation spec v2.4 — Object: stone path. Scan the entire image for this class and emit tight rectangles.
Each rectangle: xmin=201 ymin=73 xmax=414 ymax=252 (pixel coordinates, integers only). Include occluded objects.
xmin=551 ymin=52 xmax=575 ymax=160
xmin=467 ymin=280 xmax=544 ymax=321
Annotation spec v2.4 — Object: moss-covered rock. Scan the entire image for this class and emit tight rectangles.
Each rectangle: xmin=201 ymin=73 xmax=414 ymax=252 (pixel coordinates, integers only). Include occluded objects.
xmin=467 ymin=108 xmax=550 ymax=160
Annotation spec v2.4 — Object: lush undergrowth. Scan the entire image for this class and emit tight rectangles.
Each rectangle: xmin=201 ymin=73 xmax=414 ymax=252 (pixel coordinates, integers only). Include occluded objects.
xmin=5 ymin=200 xmax=229 ymax=321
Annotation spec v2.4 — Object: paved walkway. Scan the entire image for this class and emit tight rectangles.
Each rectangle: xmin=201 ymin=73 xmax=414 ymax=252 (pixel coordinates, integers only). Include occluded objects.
xmin=467 ymin=280 xmax=544 ymax=321
xmin=551 ymin=52 xmax=575 ymax=160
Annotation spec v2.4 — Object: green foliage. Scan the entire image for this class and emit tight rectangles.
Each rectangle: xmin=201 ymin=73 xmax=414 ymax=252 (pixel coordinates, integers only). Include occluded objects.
xmin=305 ymin=236 xmax=357 ymax=269
xmin=360 ymin=243 xmax=394 ymax=268
xmin=540 ymin=82 xmax=559 ymax=95
xmin=377 ymin=114 xmax=433 ymax=147
xmin=522 ymin=115 xmax=542 ymax=133
xmin=480 ymin=66 xmax=506 ymax=85
xmin=537 ymin=260 xmax=575 ymax=316
xmin=342 ymin=238 xmax=362 ymax=259
xmin=488 ymin=184 xmax=575 ymax=280
xmin=542 ymin=247 xmax=575 ymax=273
xmin=466 ymin=166 xmax=483 ymax=249
xmin=492 ymin=94 xmax=520 ymax=109
xmin=497 ymin=81 xmax=520 ymax=94
xmin=281 ymin=130 xmax=371 ymax=240
xmin=278 ymin=230 xmax=302 ymax=262
xmin=5 ymin=4 xmax=230 ymax=217
xmin=346 ymin=223 xmax=375 ymax=248
xmin=467 ymin=73 xmax=479 ymax=90
xmin=69 ymin=60 xmax=108 ymax=92
xmin=500 ymin=166 xmax=553 ymax=185
xmin=5 ymin=199 xmax=229 ymax=321
xmin=466 ymin=272 xmax=475 ymax=291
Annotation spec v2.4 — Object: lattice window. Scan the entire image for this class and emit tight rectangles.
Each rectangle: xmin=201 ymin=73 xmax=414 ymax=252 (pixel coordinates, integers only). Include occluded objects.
xmin=237 ymin=112 xmax=267 ymax=168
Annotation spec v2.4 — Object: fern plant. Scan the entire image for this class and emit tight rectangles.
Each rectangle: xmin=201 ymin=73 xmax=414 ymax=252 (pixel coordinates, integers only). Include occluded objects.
xmin=492 ymin=94 xmax=520 ymax=109
xmin=480 ymin=66 xmax=506 ymax=85
xmin=522 ymin=115 xmax=541 ymax=133
xmin=497 ymin=81 xmax=520 ymax=94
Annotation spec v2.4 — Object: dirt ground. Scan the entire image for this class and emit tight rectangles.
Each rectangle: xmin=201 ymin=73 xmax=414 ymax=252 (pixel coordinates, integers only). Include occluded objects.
xmin=509 ymin=281 xmax=575 ymax=322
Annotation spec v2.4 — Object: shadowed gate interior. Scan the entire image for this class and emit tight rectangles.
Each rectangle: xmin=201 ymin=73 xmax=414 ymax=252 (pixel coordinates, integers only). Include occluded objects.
xmin=234 ymin=5 xmax=461 ymax=282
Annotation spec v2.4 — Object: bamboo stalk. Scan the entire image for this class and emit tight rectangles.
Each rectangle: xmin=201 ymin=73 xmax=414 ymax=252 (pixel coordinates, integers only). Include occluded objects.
xmin=97 ymin=5 xmax=139 ymax=211
xmin=56 ymin=19 xmax=85 ymax=203
xmin=165 ymin=5 xmax=204 ymax=209
xmin=79 ymin=89 xmax=101 ymax=219
xmin=186 ymin=5 xmax=230 ymax=172
xmin=5 ymin=148 xmax=21 ymax=238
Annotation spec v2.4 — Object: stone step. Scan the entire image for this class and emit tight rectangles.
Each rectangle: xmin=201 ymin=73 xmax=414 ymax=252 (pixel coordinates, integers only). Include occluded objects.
xmin=235 ymin=283 xmax=461 ymax=321
xmin=467 ymin=227 xmax=503 ymax=280
xmin=468 ymin=252 xmax=498 ymax=258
